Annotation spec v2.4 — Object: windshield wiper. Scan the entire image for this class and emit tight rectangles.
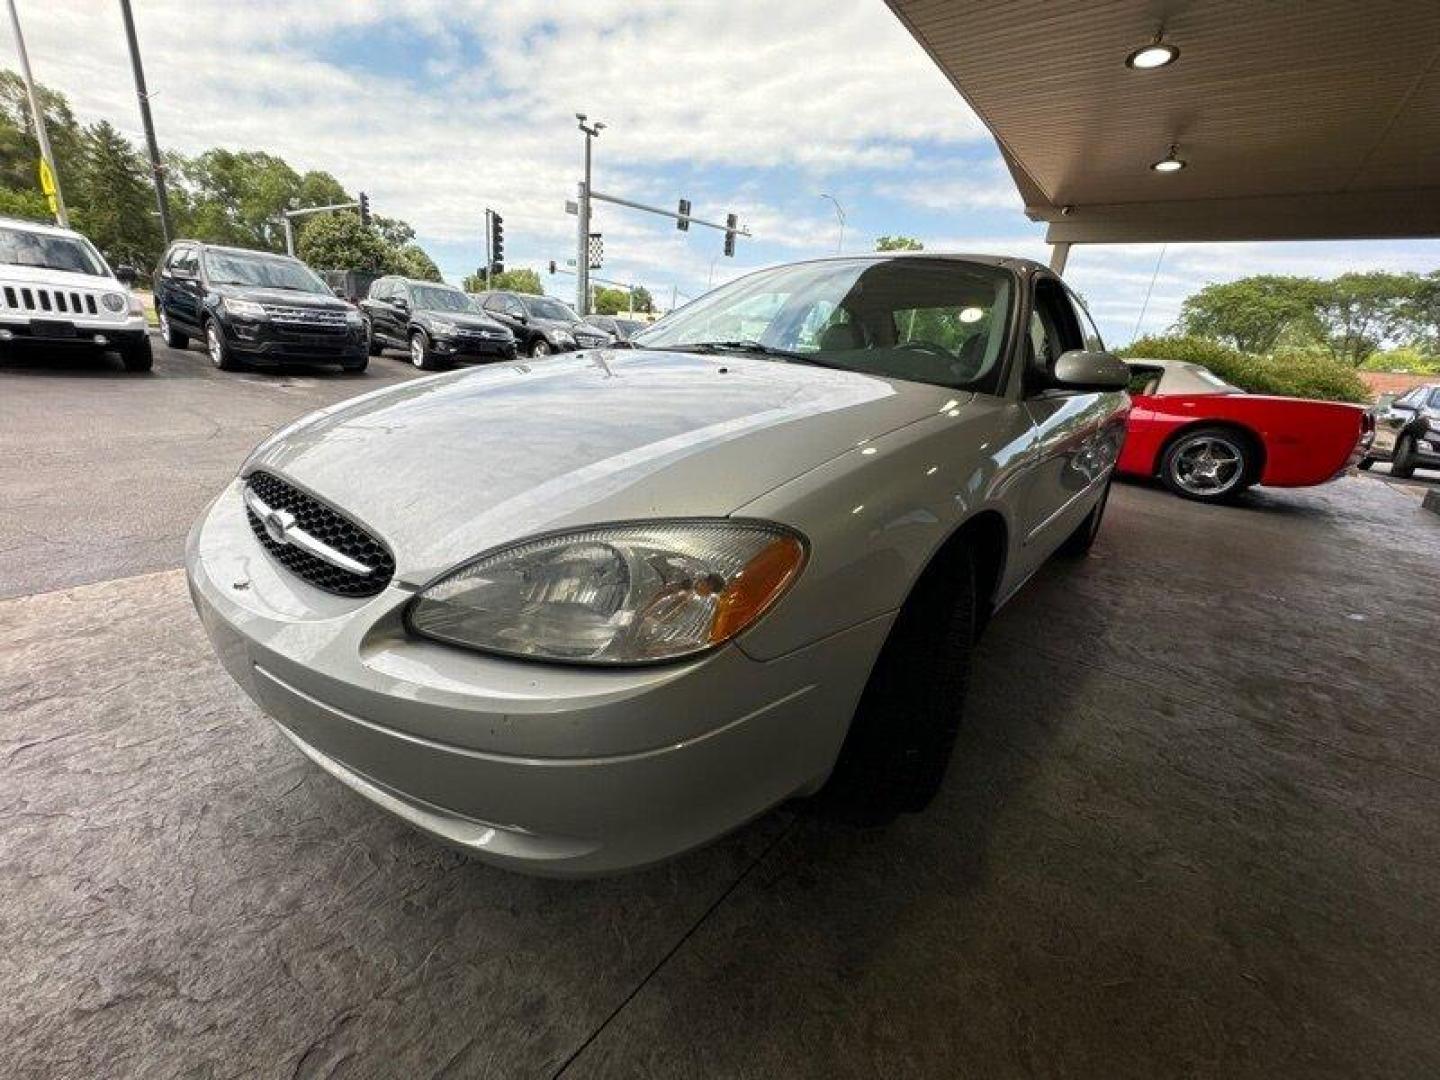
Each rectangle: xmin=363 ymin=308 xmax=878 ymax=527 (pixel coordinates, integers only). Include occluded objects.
xmin=660 ymin=340 xmax=839 ymax=368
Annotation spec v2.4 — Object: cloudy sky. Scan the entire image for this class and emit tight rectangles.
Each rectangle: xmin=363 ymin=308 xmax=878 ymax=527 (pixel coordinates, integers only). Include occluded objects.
xmin=7 ymin=0 xmax=1437 ymax=343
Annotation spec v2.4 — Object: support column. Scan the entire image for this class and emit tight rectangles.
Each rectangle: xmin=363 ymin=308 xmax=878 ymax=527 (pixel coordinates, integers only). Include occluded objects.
xmin=1048 ymin=241 xmax=1071 ymax=276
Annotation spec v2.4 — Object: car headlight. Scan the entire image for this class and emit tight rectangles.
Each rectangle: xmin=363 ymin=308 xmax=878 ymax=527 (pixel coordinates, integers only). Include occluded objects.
xmin=345 ymin=309 xmax=364 ymax=325
xmin=406 ymin=520 xmax=806 ymax=665
xmin=431 ymin=320 xmax=459 ymax=335
xmin=222 ymin=297 xmax=266 ymax=319
xmin=554 ymin=330 xmax=575 ymax=346
xmin=101 ymin=292 xmax=127 ymax=313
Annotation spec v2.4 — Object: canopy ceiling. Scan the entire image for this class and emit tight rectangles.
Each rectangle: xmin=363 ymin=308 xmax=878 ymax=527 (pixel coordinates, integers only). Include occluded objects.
xmin=885 ymin=0 xmax=1440 ymax=243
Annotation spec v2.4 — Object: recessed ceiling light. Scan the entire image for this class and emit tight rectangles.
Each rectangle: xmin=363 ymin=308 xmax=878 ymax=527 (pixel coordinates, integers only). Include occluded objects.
xmin=1126 ymin=42 xmax=1179 ymax=69
xmin=959 ymin=307 xmax=984 ymax=323
xmin=1151 ymin=144 xmax=1186 ymax=172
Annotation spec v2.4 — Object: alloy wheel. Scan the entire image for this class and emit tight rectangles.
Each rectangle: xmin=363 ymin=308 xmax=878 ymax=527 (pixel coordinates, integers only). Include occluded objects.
xmin=207 ymin=324 xmax=224 ymax=367
xmin=411 ymin=335 xmax=425 ymax=367
xmin=1172 ymin=435 xmax=1244 ymax=496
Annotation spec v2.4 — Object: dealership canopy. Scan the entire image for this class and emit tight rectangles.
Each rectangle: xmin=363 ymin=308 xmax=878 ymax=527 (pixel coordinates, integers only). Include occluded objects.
xmin=886 ymin=0 xmax=1440 ymax=250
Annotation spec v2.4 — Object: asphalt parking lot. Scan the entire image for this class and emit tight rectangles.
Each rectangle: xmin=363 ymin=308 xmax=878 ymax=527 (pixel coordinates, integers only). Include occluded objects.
xmin=4 ymin=338 xmax=1440 ymax=1079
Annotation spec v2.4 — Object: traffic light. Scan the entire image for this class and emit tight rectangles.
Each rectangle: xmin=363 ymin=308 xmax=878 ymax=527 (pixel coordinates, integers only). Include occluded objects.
xmin=489 ymin=212 xmax=505 ymax=275
xmin=723 ymin=213 xmax=737 ymax=257
xmin=676 ymin=199 xmax=691 ymax=231
xmin=358 ymin=192 xmax=370 ymax=227
xmin=549 ymin=260 xmax=556 ymax=275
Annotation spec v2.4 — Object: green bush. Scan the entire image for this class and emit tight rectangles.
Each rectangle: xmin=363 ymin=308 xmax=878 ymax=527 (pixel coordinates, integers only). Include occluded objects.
xmin=1362 ymin=347 xmax=1440 ymax=375
xmin=1122 ymin=335 xmax=1370 ymax=404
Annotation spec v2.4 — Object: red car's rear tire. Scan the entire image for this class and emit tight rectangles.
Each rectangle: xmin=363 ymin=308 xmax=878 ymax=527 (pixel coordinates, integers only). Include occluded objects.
xmin=1160 ymin=426 xmax=1254 ymax=503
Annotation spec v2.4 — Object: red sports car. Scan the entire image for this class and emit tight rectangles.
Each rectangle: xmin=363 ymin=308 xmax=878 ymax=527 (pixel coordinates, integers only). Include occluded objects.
xmin=1117 ymin=359 xmax=1372 ymax=502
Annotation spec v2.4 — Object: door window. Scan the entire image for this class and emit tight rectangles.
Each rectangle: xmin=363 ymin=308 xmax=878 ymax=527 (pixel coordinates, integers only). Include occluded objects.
xmin=1028 ymin=277 xmax=1083 ymax=385
xmin=1067 ymin=290 xmax=1105 ymax=352
xmin=167 ymin=246 xmax=198 ymax=276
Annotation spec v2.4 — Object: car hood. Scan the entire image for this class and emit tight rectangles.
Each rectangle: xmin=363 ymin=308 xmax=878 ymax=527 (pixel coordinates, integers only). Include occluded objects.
xmin=419 ymin=311 xmax=509 ymax=333
xmin=0 ymin=263 xmax=119 ymax=289
xmin=244 ymin=349 xmax=962 ymax=582
xmin=213 ymin=284 xmax=350 ymax=310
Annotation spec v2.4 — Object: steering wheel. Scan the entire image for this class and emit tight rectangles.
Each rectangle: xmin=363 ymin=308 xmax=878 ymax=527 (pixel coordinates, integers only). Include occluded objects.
xmin=895 ymin=340 xmax=953 ymax=361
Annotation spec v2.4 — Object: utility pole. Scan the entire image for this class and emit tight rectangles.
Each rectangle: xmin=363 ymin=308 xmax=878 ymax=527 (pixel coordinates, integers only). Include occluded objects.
xmin=5 ymin=0 xmax=67 ymax=226
xmin=575 ymin=114 xmax=604 ymax=316
xmin=118 ymin=0 xmax=171 ymax=244
xmin=819 ymin=193 xmax=845 ymax=254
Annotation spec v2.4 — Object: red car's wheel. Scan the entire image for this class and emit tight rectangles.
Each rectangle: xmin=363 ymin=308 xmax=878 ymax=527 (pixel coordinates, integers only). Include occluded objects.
xmin=1161 ymin=427 xmax=1253 ymax=502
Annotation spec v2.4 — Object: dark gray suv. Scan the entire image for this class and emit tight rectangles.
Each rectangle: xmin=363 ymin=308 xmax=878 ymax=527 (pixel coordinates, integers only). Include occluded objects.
xmin=1361 ymin=383 xmax=1440 ymax=478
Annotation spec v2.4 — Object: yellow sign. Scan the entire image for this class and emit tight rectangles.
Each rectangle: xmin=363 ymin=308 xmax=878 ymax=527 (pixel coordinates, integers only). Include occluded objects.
xmin=38 ymin=157 xmax=55 ymax=197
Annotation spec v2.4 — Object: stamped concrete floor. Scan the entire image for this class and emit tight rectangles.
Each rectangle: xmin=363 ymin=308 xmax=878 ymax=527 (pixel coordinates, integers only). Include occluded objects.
xmin=4 ymin=352 xmax=1439 ymax=1078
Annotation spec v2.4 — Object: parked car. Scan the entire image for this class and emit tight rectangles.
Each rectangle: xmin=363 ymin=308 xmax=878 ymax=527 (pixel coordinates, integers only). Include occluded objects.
xmin=153 ymin=241 xmax=367 ymax=372
xmin=1117 ymin=358 xmax=1371 ymax=502
xmin=0 ymin=216 xmax=151 ymax=371
xmin=584 ymin=314 xmax=647 ymax=343
xmin=186 ymin=253 xmax=1130 ymax=876
xmin=472 ymin=289 xmax=613 ymax=356
xmin=1360 ymin=383 xmax=1439 ymax=478
xmin=361 ymin=276 xmax=516 ymax=370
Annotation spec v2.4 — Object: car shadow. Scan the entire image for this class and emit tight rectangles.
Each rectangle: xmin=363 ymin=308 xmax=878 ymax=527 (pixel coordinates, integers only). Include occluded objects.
xmin=0 ymin=349 xmax=140 ymax=378
xmin=1112 ymin=474 xmax=1332 ymax=518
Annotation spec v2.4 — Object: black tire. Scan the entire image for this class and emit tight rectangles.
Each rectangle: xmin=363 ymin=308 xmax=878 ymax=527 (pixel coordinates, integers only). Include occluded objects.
xmin=365 ymin=320 xmax=383 ymax=356
xmin=819 ymin=543 xmax=975 ymax=823
xmin=1357 ymin=456 xmax=1374 ymax=471
xmin=529 ymin=337 xmax=552 ymax=358
xmin=1160 ymin=426 xmax=1253 ymax=503
xmin=409 ymin=330 xmax=442 ymax=371
xmin=119 ymin=335 xmax=153 ymax=373
xmin=204 ymin=319 xmax=238 ymax=371
xmin=1391 ymin=435 xmax=1417 ymax=479
xmin=158 ymin=305 xmax=188 ymax=349
xmin=342 ymin=356 xmax=368 ymax=374
xmin=1059 ymin=479 xmax=1110 ymax=557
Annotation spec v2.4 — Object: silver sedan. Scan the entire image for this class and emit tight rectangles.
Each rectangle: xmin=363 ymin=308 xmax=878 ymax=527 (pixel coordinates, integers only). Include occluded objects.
xmin=186 ymin=254 xmax=1129 ymax=876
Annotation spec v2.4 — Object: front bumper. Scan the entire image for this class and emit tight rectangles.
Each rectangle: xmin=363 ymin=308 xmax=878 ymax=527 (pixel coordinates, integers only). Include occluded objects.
xmin=0 ymin=317 xmax=148 ymax=349
xmin=186 ymin=481 xmax=886 ymax=876
xmin=222 ymin=316 xmax=367 ymax=365
xmin=430 ymin=333 xmax=516 ymax=362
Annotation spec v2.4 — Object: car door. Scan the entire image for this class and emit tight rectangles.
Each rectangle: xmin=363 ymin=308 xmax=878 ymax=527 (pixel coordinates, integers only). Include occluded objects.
xmin=362 ymin=280 xmax=390 ymax=342
xmin=484 ymin=293 xmax=525 ymax=340
xmin=1015 ymin=276 xmax=1124 ymax=562
xmin=161 ymin=244 xmax=202 ymax=330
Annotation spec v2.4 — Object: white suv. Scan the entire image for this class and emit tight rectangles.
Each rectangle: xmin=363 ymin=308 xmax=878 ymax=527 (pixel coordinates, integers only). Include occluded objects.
xmin=0 ymin=217 xmax=152 ymax=371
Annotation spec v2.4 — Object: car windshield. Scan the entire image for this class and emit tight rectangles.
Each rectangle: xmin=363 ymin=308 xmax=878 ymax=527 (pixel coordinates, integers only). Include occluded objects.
xmin=203 ymin=250 xmax=329 ymax=293
xmin=412 ymin=285 xmax=478 ymax=313
xmin=0 ymin=227 xmax=108 ymax=276
xmin=635 ymin=256 xmax=1014 ymax=391
xmin=523 ymin=296 xmax=579 ymax=321
xmin=616 ymin=319 xmax=644 ymax=335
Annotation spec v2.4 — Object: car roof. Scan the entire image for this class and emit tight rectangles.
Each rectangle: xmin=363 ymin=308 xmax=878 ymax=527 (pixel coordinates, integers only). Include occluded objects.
xmin=172 ymin=240 xmax=302 ymax=261
xmin=0 ymin=215 xmax=89 ymax=240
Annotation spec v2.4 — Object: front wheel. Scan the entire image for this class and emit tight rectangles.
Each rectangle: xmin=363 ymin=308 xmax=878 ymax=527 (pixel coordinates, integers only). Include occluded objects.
xmin=158 ymin=306 xmax=188 ymax=349
xmin=365 ymin=320 xmax=383 ymax=356
xmin=1391 ymin=435 xmax=1417 ymax=479
xmin=205 ymin=320 xmax=238 ymax=371
xmin=529 ymin=338 xmax=552 ymax=358
xmin=1161 ymin=427 xmax=1252 ymax=502
xmin=819 ymin=543 xmax=975 ymax=823
xmin=410 ymin=331 xmax=442 ymax=371
xmin=341 ymin=356 xmax=368 ymax=375
xmin=119 ymin=336 xmax=153 ymax=373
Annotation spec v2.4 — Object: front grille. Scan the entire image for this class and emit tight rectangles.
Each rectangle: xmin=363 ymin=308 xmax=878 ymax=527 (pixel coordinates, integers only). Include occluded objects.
xmin=243 ymin=471 xmax=394 ymax=597
xmin=262 ymin=304 xmax=349 ymax=329
xmin=2 ymin=284 xmax=101 ymax=317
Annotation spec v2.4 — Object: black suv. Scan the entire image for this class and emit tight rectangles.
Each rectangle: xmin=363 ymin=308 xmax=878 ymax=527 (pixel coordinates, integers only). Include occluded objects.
xmin=361 ymin=277 xmax=516 ymax=371
xmin=472 ymin=290 xmax=613 ymax=357
xmin=153 ymin=242 xmax=367 ymax=372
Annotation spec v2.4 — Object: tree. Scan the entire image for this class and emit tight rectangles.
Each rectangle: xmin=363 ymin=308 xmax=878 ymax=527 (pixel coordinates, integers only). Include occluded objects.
xmin=483 ymin=268 xmax=544 ymax=294
xmin=875 ymin=236 xmax=924 ymax=251
xmin=593 ymin=286 xmax=632 ymax=315
xmin=1177 ymin=275 xmax=1323 ymax=354
xmin=631 ymin=286 xmax=654 ymax=314
xmin=1311 ymin=272 xmax=1416 ymax=366
xmin=1396 ymin=269 xmax=1440 ymax=354
xmin=72 ymin=121 xmax=162 ymax=270
xmin=296 ymin=210 xmax=390 ymax=272
xmin=390 ymin=243 xmax=441 ymax=282
xmin=0 ymin=185 xmax=47 ymax=221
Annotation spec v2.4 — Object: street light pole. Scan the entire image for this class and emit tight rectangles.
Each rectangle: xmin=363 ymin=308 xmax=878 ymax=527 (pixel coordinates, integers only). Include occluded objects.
xmin=819 ymin=193 xmax=845 ymax=254
xmin=118 ymin=0 xmax=171 ymax=245
xmin=575 ymin=114 xmax=604 ymax=316
xmin=5 ymin=0 xmax=67 ymax=227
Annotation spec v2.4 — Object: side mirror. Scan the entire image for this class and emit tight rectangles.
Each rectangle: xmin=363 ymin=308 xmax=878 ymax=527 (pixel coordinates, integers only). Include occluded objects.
xmin=116 ymin=264 xmax=138 ymax=285
xmin=1052 ymin=349 xmax=1130 ymax=392
xmin=392 ymin=296 xmax=409 ymax=310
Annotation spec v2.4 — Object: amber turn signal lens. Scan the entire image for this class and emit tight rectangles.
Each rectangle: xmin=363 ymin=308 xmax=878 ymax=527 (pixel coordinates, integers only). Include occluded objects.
xmin=710 ymin=535 xmax=806 ymax=643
